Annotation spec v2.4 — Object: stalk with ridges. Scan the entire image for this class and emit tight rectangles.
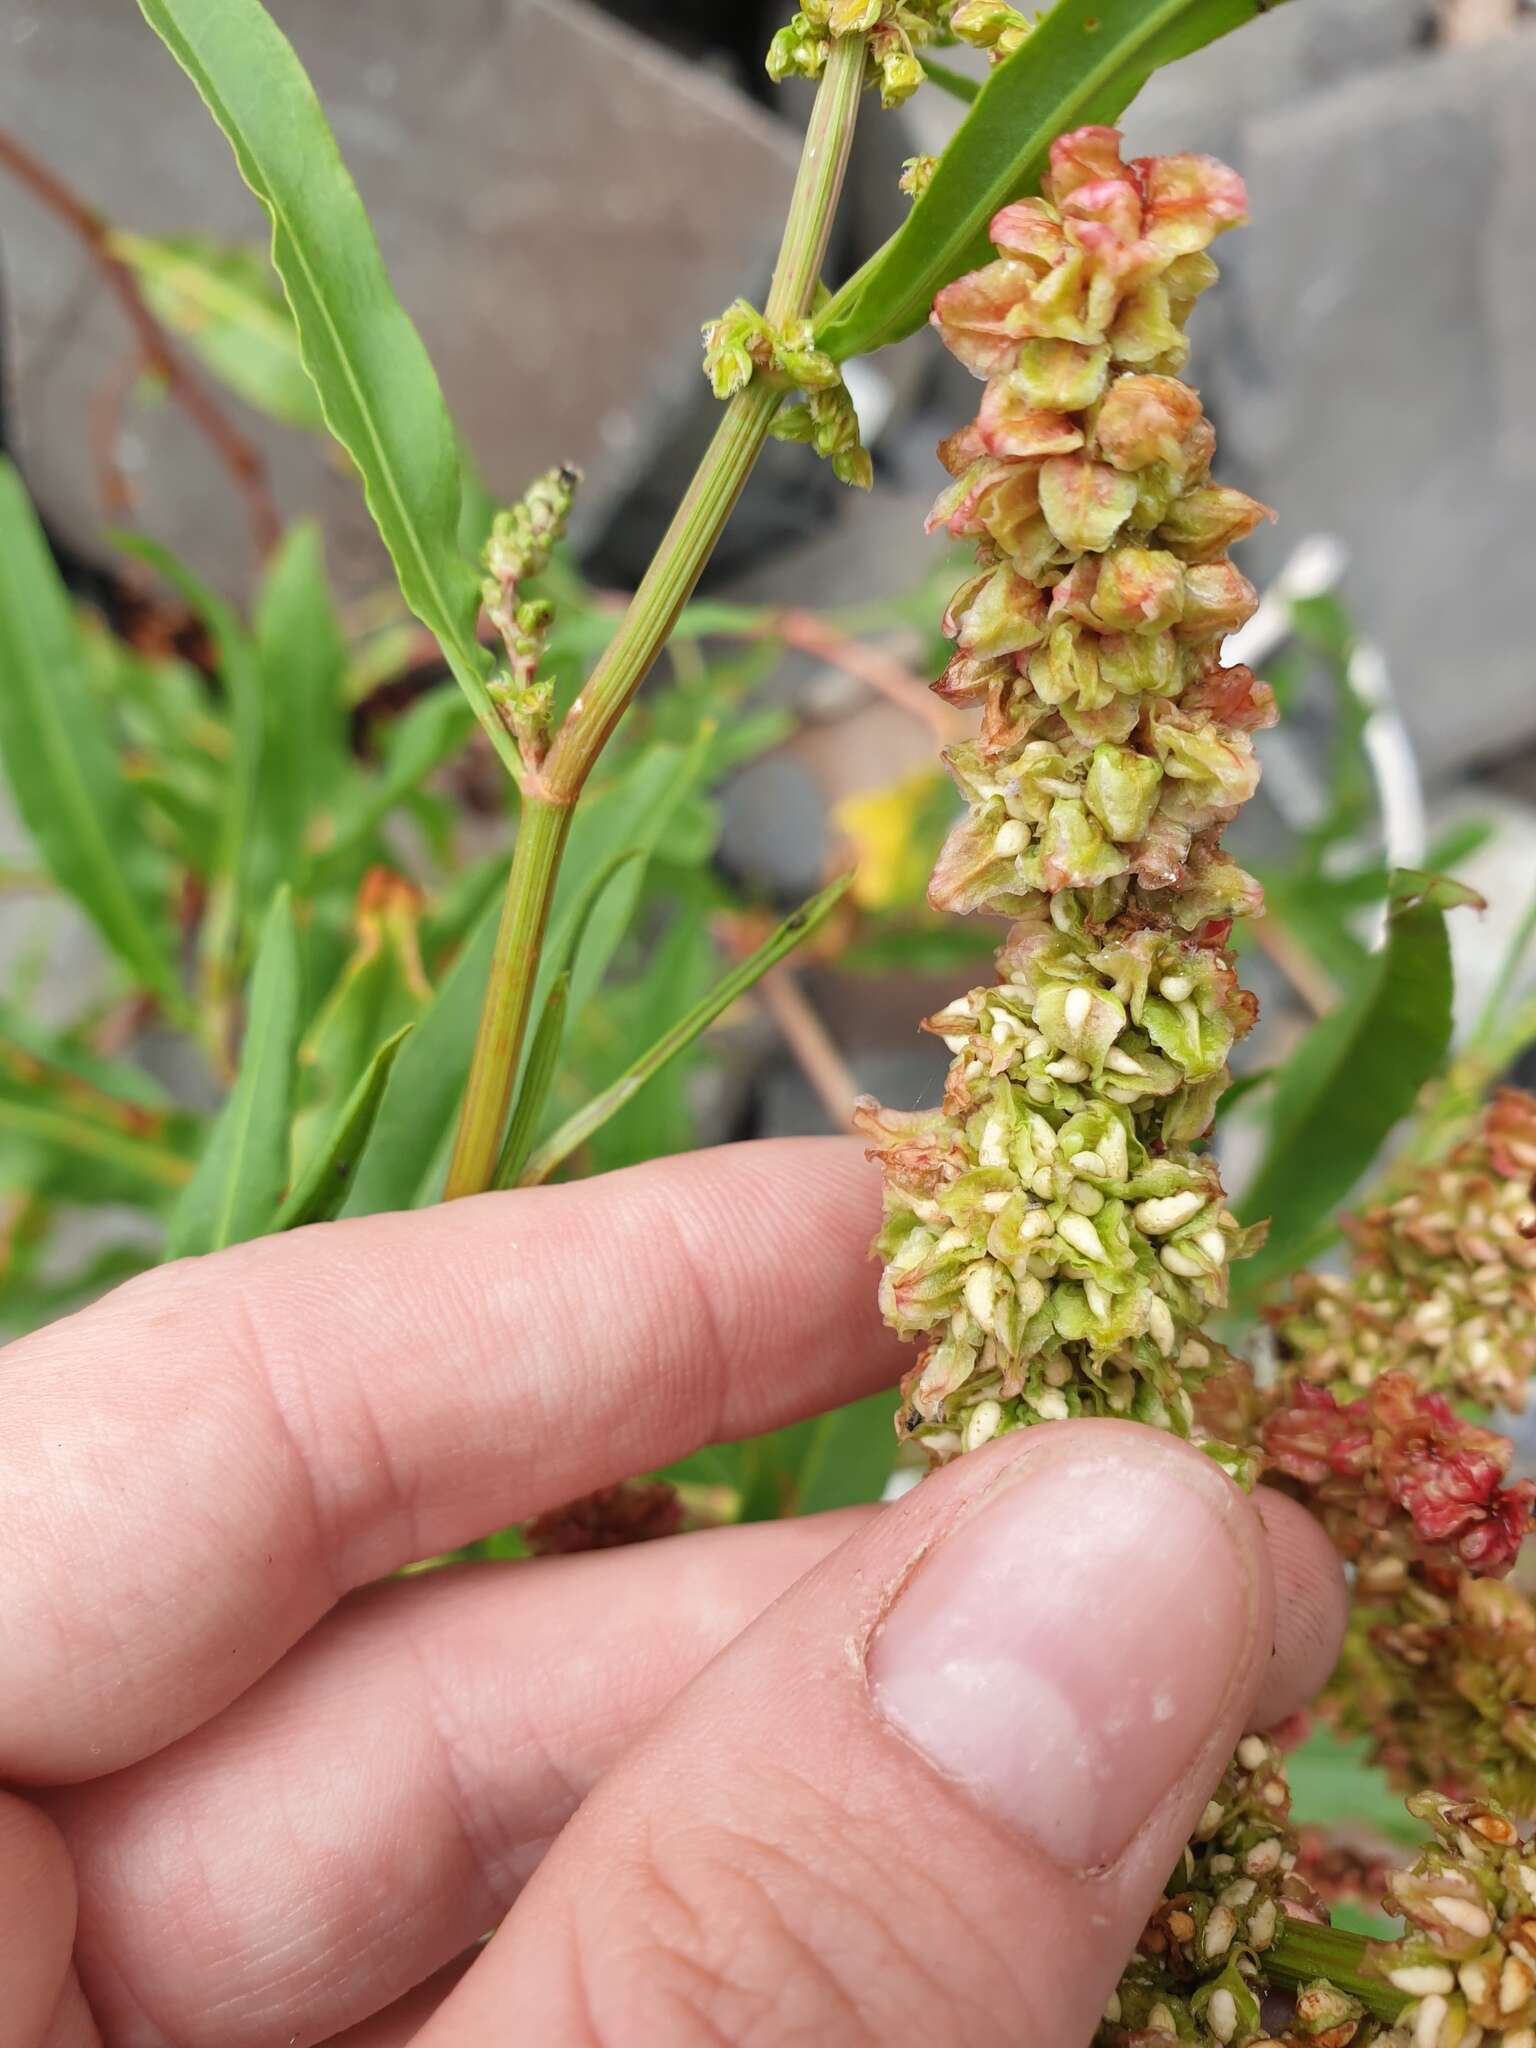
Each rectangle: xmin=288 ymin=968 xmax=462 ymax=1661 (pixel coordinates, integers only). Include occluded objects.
xmin=442 ymin=30 xmax=867 ymax=1199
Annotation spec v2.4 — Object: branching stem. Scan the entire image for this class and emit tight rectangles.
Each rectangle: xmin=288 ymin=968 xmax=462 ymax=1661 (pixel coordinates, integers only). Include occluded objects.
xmin=0 ymin=127 xmax=280 ymax=558
xmin=443 ymin=32 xmax=868 ymax=1199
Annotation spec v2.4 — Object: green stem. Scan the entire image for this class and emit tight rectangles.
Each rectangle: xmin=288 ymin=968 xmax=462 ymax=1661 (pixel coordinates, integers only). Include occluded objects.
xmin=443 ymin=795 xmax=571 ymax=1200
xmin=1267 ymin=1918 xmax=1407 ymax=2025
xmin=442 ymin=32 xmax=867 ymax=1198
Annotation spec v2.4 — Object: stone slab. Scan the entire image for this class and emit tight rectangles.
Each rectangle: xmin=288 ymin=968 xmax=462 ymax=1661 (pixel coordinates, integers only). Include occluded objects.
xmin=0 ymin=0 xmax=798 ymax=596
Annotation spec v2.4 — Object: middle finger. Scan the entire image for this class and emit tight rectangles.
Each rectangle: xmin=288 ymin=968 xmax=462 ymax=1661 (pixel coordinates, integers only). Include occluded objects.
xmin=48 ymin=1511 xmax=868 ymax=2048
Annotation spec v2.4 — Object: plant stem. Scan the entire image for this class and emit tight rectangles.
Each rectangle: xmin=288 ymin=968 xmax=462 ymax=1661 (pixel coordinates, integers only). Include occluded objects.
xmin=442 ymin=32 xmax=867 ymax=1199
xmin=0 ymin=127 xmax=279 ymax=558
xmin=1267 ymin=1918 xmax=1406 ymax=2025
xmin=444 ymin=795 xmax=571 ymax=1198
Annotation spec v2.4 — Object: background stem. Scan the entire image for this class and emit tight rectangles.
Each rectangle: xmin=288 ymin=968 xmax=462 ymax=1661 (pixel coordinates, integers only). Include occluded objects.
xmin=442 ymin=32 xmax=868 ymax=1198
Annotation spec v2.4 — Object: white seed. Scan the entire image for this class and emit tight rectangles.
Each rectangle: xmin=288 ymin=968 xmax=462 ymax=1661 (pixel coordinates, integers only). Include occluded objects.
xmin=1413 ymin=1996 xmax=1449 ymax=2048
xmin=981 ymin=1190 xmax=1010 ymax=1214
xmin=1434 ymin=1895 xmax=1492 ymax=1939
xmin=1148 ymin=2005 xmax=1177 ymax=2036
xmin=1033 ymin=1388 xmax=1069 ymax=1421
xmin=1133 ymin=1190 xmax=1205 ymax=1235
xmin=1244 ymin=1836 xmax=1282 ymax=1877
xmin=1198 ymin=1227 xmax=1229 ymax=1265
xmin=1159 ymin=973 xmax=1194 ymax=1002
xmin=1064 ymin=985 xmax=1094 ymax=1033
xmin=1104 ymin=1046 xmax=1145 ymax=1076
xmin=963 ymin=1262 xmax=997 ymax=1333
xmin=1024 ymin=1033 xmax=1051 ymax=1061
xmin=1019 ymin=1207 xmax=1053 ymax=1242
xmin=1247 ymin=1898 xmax=1277 ymax=1948
xmin=942 ymin=1032 xmax=968 ymax=1053
xmin=1503 ymin=2030 xmax=1535 ymax=2048
xmin=1102 ymin=1993 xmax=1122 ymax=2025
xmin=1026 ymin=1075 xmax=1053 ymax=1103
xmin=1015 ymin=1275 xmax=1046 ymax=1317
xmin=1045 ymin=1056 xmax=1089 ymax=1083
xmin=1032 ymin=1167 xmax=1056 ymax=1198
xmin=962 ymin=1399 xmax=1004 ymax=1453
xmin=1160 ymin=1245 xmax=1205 ymax=1278
xmin=1459 ymin=1958 xmax=1492 ymax=2005
xmin=1043 ymin=1355 xmax=1071 ymax=1386
xmin=1072 ymin=1150 xmax=1106 ymax=1178
xmin=1068 ymin=1183 xmax=1104 ymax=1217
xmin=1502 ymin=1954 xmax=1535 ymax=2012
xmin=1147 ymin=1297 xmax=1177 ymax=1357
xmin=1099 ymin=1124 xmax=1129 ymax=1180
xmin=1057 ymin=1213 xmax=1105 ymax=1262
xmin=978 ymin=1117 xmax=1009 ymax=1168
xmin=1207 ymin=1987 xmax=1238 ymax=2043
xmin=1196 ymin=1798 xmax=1225 ymax=1838
xmin=994 ymin=818 xmax=1028 ymax=857
xmin=1237 ymin=1735 xmax=1268 ymax=1771
xmin=1202 ymin=1905 xmax=1237 ymax=1960
xmin=1084 ymin=1278 xmax=1111 ymax=1321
xmin=1391 ymin=1965 xmax=1456 ymax=1997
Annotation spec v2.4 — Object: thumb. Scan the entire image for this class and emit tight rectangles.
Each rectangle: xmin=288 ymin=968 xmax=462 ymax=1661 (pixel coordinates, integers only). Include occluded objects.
xmin=416 ymin=1421 xmax=1345 ymax=2048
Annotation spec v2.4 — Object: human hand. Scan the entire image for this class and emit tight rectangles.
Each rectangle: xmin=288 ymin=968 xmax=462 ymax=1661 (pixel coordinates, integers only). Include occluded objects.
xmin=0 ymin=1137 xmax=1345 ymax=2047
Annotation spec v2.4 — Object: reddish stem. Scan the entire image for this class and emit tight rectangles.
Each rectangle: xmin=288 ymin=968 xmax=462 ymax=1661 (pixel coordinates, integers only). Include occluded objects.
xmin=0 ymin=126 xmax=281 ymax=559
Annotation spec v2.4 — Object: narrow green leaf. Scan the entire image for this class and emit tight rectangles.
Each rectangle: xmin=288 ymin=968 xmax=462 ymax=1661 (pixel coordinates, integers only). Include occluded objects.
xmin=815 ymin=0 xmax=1284 ymax=361
xmin=0 ymin=1095 xmax=194 ymax=1200
xmin=167 ymin=887 xmax=303 ymax=1256
xmin=134 ymin=0 xmax=514 ymax=776
xmin=1233 ymin=872 xmax=1473 ymax=1304
xmin=253 ymin=522 xmax=349 ymax=888
xmin=792 ymin=1392 xmax=899 ymax=1514
xmin=920 ymin=56 xmax=980 ymax=105
xmin=494 ymin=975 xmax=568 ymax=1191
xmin=521 ymin=873 xmax=853 ymax=1186
xmin=115 ymin=532 xmax=264 ymax=936
xmin=276 ymin=1022 xmax=412 ymax=1229
xmin=316 ymin=686 xmax=475 ymax=876
xmin=112 ymin=230 xmax=325 ymax=432
xmin=339 ymin=743 xmax=708 ymax=1215
xmin=0 ymin=460 xmax=177 ymax=1002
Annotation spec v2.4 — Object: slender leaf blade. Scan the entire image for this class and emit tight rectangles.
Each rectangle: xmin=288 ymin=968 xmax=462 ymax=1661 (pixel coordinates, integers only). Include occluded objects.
xmin=167 ymin=886 xmax=304 ymax=1255
xmin=521 ymin=873 xmax=853 ymax=1186
xmin=339 ymin=743 xmax=708 ymax=1215
xmin=495 ymin=975 xmax=568 ymax=1191
xmin=0 ymin=460 xmax=177 ymax=1001
xmin=112 ymin=229 xmax=325 ymax=432
xmin=793 ymin=1392 xmax=899 ymax=1514
xmin=816 ymin=0 xmax=1283 ymax=361
xmin=134 ymin=0 xmax=513 ymax=774
xmin=1233 ymin=872 xmax=1472 ymax=1302
xmin=253 ymin=522 xmax=349 ymax=889
xmin=276 ymin=1022 xmax=412 ymax=1229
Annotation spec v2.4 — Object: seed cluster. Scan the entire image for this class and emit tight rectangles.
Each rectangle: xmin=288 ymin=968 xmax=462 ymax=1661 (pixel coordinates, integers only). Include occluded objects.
xmin=876 ymin=117 xmax=1536 ymax=2048
xmin=857 ymin=127 xmax=1268 ymax=1465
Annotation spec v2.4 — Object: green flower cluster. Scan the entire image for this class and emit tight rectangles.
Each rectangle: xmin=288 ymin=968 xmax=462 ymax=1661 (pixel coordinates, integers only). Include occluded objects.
xmin=1269 ymin=1093 xmax=1536 ymax=1413
xmin=1101 ymin=1735 xmax=1322 ymax=2047
xmin=858 ymin=126 xmax=1269 ymax=1463
xmin=766 ymin=0 xmax=949 ymax=106
xmin=1365 ymin=1794 xmax=1536 ymax=2048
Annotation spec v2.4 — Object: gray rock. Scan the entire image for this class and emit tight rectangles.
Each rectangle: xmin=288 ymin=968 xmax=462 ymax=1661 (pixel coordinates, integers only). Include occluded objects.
xmin=1198 ymin=31 xmax=1536 ymax=778
xmin=0 ymin=0 xmax=798 ymax=597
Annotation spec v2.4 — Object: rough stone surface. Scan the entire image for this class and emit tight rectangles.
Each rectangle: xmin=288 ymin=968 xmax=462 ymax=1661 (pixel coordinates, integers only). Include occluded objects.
xmin=1198 ymin=30 xmax=1536 ymax=778
xmin=0 ymin=0 xmax=797 ymax=596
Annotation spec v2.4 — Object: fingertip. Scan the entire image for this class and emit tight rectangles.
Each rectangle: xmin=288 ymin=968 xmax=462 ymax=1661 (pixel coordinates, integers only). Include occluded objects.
xmin=1250 ymin=1484 xmax=1349 ymax=1729
xmin=0 ymin=1791 xmax=77 ymax=2044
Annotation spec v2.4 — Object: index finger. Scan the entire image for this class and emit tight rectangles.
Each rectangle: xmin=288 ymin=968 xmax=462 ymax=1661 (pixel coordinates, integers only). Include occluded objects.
xmin=0 ymin=1137 xmax=897 ymax=1784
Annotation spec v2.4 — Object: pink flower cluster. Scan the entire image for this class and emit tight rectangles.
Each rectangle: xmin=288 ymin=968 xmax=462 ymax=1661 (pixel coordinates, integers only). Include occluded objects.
xmin=1262 ymin=1374 xmax=1535 ymax=1586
